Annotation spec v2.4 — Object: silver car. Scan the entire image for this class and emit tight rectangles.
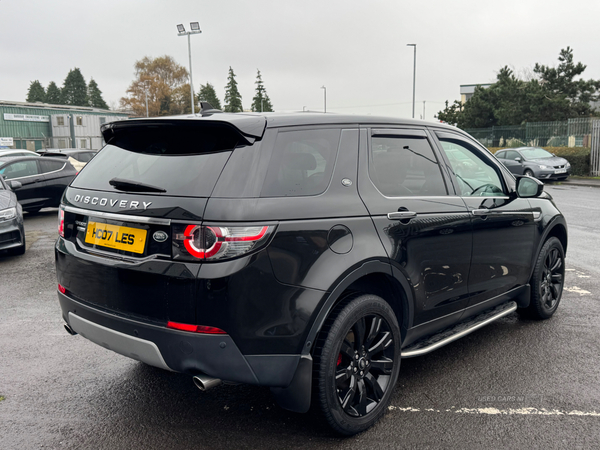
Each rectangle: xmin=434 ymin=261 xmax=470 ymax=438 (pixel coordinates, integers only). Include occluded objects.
xmin=495 ymin=147 xmax=571 ymax=180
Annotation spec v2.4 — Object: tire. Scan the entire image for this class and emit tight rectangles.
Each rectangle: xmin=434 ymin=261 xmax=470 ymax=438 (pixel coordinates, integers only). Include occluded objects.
xmin=524 ymin=169 xmax=534 ymax=177
xmin=313 ymin=294 xmax=401 ymax=435
xmin=520 ymin=237 xmax=565 ymax=320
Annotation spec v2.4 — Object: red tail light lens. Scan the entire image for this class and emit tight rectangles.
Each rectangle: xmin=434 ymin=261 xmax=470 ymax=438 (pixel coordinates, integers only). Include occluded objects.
xmin=58 ymin=207 xmax=65 ymax=237
xmin=58 ymin=283 xmax=67 ymax=294
xmin=166 ymin=321 xmax=227 ymax=334
xmin=173 ymin=224 xmax=273 ymax=261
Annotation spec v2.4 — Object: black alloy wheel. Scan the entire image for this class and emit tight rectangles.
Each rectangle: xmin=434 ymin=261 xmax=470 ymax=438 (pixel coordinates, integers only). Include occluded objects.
xmin=520 ymin=237 xmax=565 ymax=320
xmin=313 ymin=294 xmax=401 ymax=435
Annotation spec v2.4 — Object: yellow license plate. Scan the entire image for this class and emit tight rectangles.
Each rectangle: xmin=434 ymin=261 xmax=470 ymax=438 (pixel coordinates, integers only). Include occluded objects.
xmin=85 ymin=221 xmax=147 ymax=254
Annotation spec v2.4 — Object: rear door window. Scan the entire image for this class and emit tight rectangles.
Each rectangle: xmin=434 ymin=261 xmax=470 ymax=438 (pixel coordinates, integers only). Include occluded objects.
xmin=39 ymin=159 xmax=65 ymax=174
xmin=260 ymin=128 xmax=341 ymax=197
xmin=0 ymin=160 xmax=39 ymax=179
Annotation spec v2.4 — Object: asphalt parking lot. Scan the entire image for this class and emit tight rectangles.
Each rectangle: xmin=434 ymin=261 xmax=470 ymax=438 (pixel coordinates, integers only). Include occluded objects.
xmin=1 ymin=183 xmax=599 ymax=449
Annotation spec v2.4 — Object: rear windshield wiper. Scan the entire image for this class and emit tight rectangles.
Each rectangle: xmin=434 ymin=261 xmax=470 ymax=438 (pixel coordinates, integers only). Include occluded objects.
xmin=109 ymin=178 xmax=167 ymax=193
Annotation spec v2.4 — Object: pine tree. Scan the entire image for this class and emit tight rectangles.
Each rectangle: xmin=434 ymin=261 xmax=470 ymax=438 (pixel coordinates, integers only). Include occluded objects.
xmin=61 ymin=68 xmax=88 ymax=106
xmin=45 ymin=82 xmax=62 ymax=104
xmin=197 ymin=83 xmax=221 ymax=110
xmin=26 ymin=80 xmax=46 ymax=103
xmin=87 ymin=78 xmax=109 ymax=109
xmin=223 ymin=67 xmax=243 ymax=113
xmin=251 ymin=70 xmax=273 ymax=112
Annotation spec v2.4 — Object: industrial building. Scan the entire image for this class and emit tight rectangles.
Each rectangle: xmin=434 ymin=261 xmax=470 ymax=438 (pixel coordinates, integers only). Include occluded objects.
xmin=0 ymin=100 xmax=130 ymax=151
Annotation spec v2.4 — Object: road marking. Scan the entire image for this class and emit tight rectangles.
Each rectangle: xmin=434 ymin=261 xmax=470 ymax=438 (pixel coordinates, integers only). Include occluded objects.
xmin=564 ymin=286 xmax=591 ymax=295
xmin=388 ymin=406 xmax=600 ymax=416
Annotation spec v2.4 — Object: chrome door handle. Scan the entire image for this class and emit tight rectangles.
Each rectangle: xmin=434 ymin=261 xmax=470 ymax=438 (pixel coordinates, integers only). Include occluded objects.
xmin=387 ymin=211 xmax=417 ymax=220
xmin=472 ymin=209 xmax=505 ymax=216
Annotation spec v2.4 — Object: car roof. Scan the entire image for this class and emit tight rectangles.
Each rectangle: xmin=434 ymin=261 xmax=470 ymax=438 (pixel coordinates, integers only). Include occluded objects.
xmin=0 ymin=155 xmax=41 ymax=165
xmin=102 ymin=112 xmax=462 ymax=141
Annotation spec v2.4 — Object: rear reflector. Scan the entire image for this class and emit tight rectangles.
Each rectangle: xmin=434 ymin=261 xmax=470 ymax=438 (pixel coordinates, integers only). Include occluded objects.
xmin=58 ymin=284 xmax=67 ymax=294
xmin=166 ymin=321 xmax=227 ymax=334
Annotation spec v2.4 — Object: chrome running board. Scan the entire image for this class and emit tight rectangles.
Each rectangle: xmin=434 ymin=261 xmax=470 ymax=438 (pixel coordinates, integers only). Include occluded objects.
xmin=401 ymin=301 xmax=517 ymax=358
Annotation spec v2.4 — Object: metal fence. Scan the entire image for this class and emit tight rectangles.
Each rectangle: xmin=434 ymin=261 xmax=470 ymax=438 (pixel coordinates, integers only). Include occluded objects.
xmin=591 ymin=121 xmax=600 ymax=176
xmin=465 ymin=118 xmax=595 ymax=148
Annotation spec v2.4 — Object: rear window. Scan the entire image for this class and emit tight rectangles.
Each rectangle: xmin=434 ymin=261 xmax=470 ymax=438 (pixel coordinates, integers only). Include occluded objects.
xmin=71 ymin=124 xmax=246 ymax=197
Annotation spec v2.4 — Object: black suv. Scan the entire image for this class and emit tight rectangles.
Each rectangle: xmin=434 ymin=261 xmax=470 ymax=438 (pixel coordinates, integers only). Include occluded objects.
xmin=56 ymin=111 xmax=567 ymax=435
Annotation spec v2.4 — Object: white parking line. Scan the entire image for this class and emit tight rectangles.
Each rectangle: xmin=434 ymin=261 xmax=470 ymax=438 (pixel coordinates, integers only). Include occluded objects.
xmin=388 ymin=406 xmax=600 ymax=416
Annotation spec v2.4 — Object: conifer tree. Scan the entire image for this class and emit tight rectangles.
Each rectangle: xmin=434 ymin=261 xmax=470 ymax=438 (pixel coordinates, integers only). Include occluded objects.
xmin=197 ymin=83 xmax=221 ymax=110
xmin=251 ymin=70 xmax=273 ymax=112
xmin=61 ymin=68 xmax=88 ymax=106
xmin=87 ymin=78 xmax=109 ymax=109
xmin=26 ymin=80 xmax=46 ymax=103
xmin=45 ymin=82 xmax=62 ymax=104
xmin=223 ymin=67 xmax=243 ymax=113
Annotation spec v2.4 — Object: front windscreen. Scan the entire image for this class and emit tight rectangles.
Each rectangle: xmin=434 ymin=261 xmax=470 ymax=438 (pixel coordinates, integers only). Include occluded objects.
xmin=520 ymin=148 xmax=553 ymax=159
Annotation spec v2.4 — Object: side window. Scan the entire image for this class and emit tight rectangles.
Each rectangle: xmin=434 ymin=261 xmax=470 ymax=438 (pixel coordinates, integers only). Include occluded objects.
xmin=260 ymin=129 xmax=340 ymax=197
xmin=505 ymin=150 xmax=520 ymax=160
xmin=496 ymin=151 xmax=506 ymax=159
xmin=369 ymin=135 xmax=447 ymax=197
xmin=39 ymin=159 xmax=64 ymax=174
xmin=437 ymin=135 xmax=505 ymax=197
xmin=1 ymin=160 xmax=40 ymax=179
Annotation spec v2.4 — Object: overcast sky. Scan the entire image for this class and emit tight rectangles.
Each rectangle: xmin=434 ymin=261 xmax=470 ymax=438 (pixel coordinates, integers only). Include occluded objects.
xmin=2 ymin=0 xmax=599 ymax=121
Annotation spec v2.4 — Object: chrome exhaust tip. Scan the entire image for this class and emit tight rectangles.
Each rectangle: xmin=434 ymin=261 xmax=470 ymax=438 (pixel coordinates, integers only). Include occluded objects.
xmin=192 ymin=374 xmax=222 ymax=391
xmin=64 ymin=323 xmax=77 ymax=336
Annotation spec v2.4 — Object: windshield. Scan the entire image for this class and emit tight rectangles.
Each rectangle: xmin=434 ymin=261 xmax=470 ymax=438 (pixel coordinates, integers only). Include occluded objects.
xmin=520 ymin=148 xmax=553 ymax=159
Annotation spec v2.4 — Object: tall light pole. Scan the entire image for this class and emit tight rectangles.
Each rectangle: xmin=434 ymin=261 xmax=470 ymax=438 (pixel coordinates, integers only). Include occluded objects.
xmin=407 ymin=44 xmax=416 ymax=119
xmin=321 ymin=85 xmax=327 ymax=113
xmin=177 ymin=22 xmax=202 ymax=114
xmin=143 ymin=81 xmax=149 ymax=117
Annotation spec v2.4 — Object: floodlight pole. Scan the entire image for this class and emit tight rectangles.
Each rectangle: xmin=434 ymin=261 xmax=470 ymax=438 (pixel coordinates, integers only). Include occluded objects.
xmin=177 ymin=23 xmax=202 ymax=115
xmin=321 ymin=85 xmax=327 ymax=113
xmin=407 ymin=44 xmax=416 ymax=119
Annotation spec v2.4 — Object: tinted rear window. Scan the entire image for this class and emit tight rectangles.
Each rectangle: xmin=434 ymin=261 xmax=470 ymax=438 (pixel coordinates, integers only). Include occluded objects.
xmin=71 ymin=124 xmax=245 ymax=197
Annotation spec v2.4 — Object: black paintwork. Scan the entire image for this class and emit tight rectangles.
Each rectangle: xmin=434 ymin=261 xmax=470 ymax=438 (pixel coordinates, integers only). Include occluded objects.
xmin=55 ymin=112 xmax=567 ymax=413
xmin=0 ymin=155 xmax=77 ymax=212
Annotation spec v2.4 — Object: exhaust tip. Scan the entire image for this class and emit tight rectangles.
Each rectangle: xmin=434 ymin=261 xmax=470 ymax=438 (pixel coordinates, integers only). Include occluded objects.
xmin=193 ymin=374 xmax=222 ymax=392
xmin=64 ymin=323 xmax=77 ymax=336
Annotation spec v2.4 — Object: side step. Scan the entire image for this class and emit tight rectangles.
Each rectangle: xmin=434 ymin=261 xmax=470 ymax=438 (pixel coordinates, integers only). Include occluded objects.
xmin=401 ymin=301 xmax=517 ymax=358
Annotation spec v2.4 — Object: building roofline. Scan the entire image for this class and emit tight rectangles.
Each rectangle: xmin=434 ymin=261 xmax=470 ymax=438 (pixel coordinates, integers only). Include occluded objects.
xmin=0 ymin=99 xmax=128 ymax=115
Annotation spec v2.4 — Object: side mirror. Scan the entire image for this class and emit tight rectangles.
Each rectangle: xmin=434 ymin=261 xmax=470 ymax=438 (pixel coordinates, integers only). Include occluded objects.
xmin=8 ymin=180 xmax=22 ymax=190
xmin=516 ymin=175 xmax=543 ymax=198
xmin=515 ymin=157 xmax=522 ymax=163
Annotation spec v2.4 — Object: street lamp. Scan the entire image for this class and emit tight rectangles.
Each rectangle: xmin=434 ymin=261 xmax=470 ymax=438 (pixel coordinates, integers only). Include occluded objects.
xmin=177 ymin=22 xmax=202 ymax=114
xmin=321 ymin=85 xmax=327 ymax=113
xmin=407 ymin=44 xmax=416 ymax=119
xmin=143 ymin=81 xmax=149 ymax=117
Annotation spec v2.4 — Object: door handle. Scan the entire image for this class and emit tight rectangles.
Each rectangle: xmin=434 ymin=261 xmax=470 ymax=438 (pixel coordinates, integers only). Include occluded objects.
xmin=472 ymin=209 xmax=505 ymax=216
xmin=387 ymin=211 xmax=417 ymax=220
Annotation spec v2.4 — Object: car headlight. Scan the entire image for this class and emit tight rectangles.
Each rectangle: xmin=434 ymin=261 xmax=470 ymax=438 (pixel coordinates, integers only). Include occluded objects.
xmin=538 ymin=165 xmax=549 ymax=170
xmin=566 ymin=162 xmax=571 ymax=168
xmin=0 ymin=207 xmax=17 ymax=221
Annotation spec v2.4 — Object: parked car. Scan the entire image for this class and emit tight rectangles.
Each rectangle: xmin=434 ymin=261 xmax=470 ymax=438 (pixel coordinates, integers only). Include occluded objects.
xmin=495 ymin=147 xmax=571 ymax=180
xmin=56 ymin=112 xmax=567 ymax=435
xmin=0 ymin=156 xmax=77 ymax=213
xmin=0 ymin=175 xmax=25 ymax=256
xmin=0 ymin=149 xmax=39 ymax=159
xmin=41 ymin=149 xmax=98 ymax=171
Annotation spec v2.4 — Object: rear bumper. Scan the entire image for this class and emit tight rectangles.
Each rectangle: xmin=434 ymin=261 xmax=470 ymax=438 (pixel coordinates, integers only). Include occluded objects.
xmin=58 ymin=291 xmax=300 ymax=387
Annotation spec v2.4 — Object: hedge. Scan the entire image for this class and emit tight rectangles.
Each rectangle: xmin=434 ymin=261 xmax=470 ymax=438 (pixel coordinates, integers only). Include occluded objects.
xmin=488 ymin=146 xmax=591 ymax=176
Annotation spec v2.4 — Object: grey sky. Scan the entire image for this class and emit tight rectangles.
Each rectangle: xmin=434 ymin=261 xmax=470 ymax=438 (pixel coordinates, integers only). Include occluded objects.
xmin=2 ymin=0 xmax=599 ymax=121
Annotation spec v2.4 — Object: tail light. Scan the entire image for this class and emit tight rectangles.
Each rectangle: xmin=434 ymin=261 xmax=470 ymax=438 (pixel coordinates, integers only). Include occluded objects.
xmin=167 ymin=321 xmax=227 ymax=334
xmin=172 ymin=224 xmax=274 ymax=261
xmin=58 ymin=207 xmax=65 ymax=237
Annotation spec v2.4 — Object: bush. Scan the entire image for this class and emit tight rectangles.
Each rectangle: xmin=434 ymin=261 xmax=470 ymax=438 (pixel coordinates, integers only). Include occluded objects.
xmin=488 ymin=146 xmax=591 ymax=176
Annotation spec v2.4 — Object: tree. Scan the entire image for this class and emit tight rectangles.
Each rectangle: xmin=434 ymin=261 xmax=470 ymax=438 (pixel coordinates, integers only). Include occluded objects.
xmin=223 ymin=67 xmax=243 ymax=113
xmin=61 ymin=68 xmax=88 ymax=106
xmin=45 ymin=82 xmax=62 ymax=104
xmin=251 ymin=70 xmax=273 ymax=112
xmin=120 ymin=55 xmax=191 ymax=117
xmin=87 ymin=78 xmax=109 ymax=109
xmin=197 ymin=83 xmax=221 ymax=110
xmin=436 ymin=48 xmax=600 ymax=128
xmin=26 ymin=80 xmax=46 ymax=103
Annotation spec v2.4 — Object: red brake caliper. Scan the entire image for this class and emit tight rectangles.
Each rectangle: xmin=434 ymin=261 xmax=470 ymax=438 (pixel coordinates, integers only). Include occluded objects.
xmin=337 ymin=353 xmax=342 ymax=366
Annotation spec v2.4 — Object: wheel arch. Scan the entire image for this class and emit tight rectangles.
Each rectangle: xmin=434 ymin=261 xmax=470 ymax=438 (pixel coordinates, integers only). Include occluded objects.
xmin=529 ymin=216 xmax=568 ymax=280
